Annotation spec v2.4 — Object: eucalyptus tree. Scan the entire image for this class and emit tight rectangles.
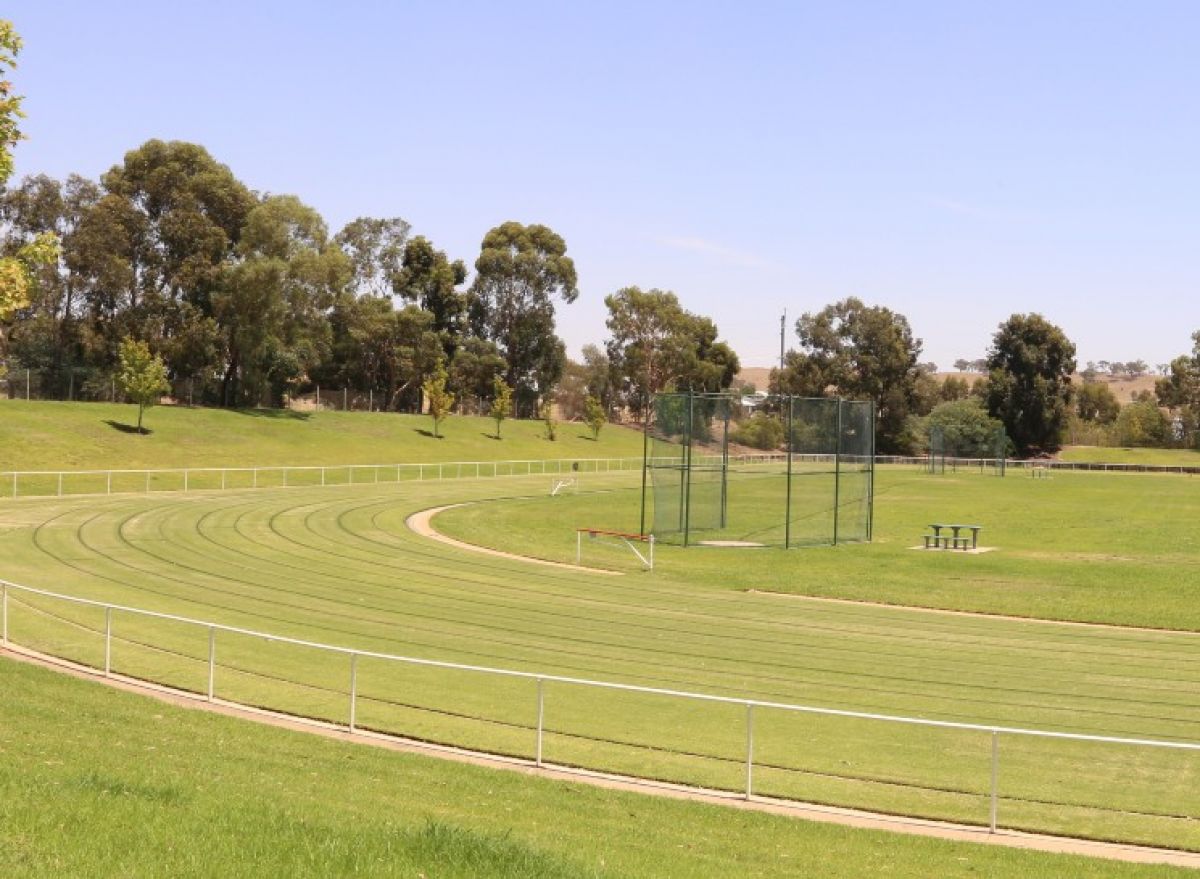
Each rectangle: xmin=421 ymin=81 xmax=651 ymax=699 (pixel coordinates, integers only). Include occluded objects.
xmin=469 ymin=221 xmax=577 ymax=415
xmin=216 ymin=195 xmax=350 ymax=406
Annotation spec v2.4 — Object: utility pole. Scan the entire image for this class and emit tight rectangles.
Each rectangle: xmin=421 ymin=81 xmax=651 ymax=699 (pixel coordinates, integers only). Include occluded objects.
xmin=779 ymin=309 xmax=787 ymax=373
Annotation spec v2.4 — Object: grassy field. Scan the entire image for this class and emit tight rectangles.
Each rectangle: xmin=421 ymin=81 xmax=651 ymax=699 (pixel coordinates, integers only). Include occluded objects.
xmin=1059 ymin=446 xmax=1200 ymax=466
xmin=4 ymin=660 xmax=1186 ymax=878
xmin=441 ymin=465 xmax=1200 ymax=631
xmin=0 ymin=399 xmax=645 ymax=470
xmin=2 ymin=474 xmax=1197 ymax=849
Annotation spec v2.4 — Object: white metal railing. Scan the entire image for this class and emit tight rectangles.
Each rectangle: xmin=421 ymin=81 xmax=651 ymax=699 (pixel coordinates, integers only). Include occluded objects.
xmin=2 ymin=578 xmax=1196 ymax=839
xmin=0 ymin=457 xmax=656 ymax=500
xmin=1 ymin=452 xmax=1196 ymax=501
xmin=0 ymin=453 xmax=844 ymax=500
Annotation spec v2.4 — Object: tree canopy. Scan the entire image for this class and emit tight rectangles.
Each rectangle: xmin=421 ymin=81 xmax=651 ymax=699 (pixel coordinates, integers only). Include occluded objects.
xmin=775 ymin=297 xmax=923 ymax=453
xmin=604 ymin=286 xmax=739 ymax=416
xmin=469 ymin=221 xmax=577 ymax=415
xmin=984 ymin=313 xmax=1076 ymax=455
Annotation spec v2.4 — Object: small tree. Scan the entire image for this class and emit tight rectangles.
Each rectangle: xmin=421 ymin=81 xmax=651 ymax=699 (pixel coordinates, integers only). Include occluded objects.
xmin=583 ymin=394 xmax=605 ymax=440
xmin=422 ymin=360 xmax=455 ymax=438
xmin=489 ymin=375 xmax=513 ymax=438
xmin=116 ymin=337 xmax=170 ymax=434
xmin=541 ymin=398 xmax=558 ymax=441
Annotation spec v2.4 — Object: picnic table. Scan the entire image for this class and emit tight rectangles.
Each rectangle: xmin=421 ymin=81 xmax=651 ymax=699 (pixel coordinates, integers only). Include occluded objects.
xmin=925 ymin=523 xmax=982 ymax=551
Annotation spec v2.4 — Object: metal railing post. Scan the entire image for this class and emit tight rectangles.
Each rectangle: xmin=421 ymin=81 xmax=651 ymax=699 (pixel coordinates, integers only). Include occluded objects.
xmin=104 ymin=606 xmax=112 ymax=676
xmin=184 ymin=470 xmax=189 ymax=492
xmin=57 ymin=473 xmax=63 ymax=497
xmin=221 ymin=470 xmax=226 ymax=491
xmin=349 ymin=653 xmax=358 ymax=732
xmin=145 ymin=471 xmax=150 ymax=493
xmin=283 ymin=468 xmax=288 ymax=488
xmin=1 ymin=582 xmax=7 ymax=646
xmin=536 ymin=677 xmax=545 ymax=767
xmin=990 ymin=730 xmax=1000 ymax=832
xmin=321 ymin=467 xmax=326 ymax=487
xmin=252 ymin=468 xmax=258 ymax=489
xmin=106 ymin=472 xmax=112 ymax=494
xmin=745 ymin=703 xmax=754 ymax=800
xmin=207 ymin=627 xmax=216 ymax=702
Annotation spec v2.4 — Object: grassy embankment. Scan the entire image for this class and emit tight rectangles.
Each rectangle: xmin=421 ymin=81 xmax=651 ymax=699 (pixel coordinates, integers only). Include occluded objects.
xmin=0 ymin=658 xmax=1190 ymax=878
xmin=0 ymin=399 xmax=644 ymax=471
xmin=1058 ymin=446 xmax=1200 ymax=466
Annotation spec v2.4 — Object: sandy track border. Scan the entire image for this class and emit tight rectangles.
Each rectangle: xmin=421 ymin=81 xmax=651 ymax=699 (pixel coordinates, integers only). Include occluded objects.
xmin=406 ymin=503 xmax=621 ymax=576
xmin=4 ymin=646 xmax=1198 ymax=869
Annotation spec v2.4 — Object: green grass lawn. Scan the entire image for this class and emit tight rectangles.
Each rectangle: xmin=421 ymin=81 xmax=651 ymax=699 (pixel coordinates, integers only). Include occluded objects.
xmin=4 ymin=659 xmax=1186 ymax=878
xmin=0 ymin=399 xmax=645 ymax=471
xmin=1059 ymin=446 xmax=1200 ymax=465
xmin=441 ymin=465 xmax=1200 ymax=631
xmin=2 ymin=474 xmax=1197 ymax=849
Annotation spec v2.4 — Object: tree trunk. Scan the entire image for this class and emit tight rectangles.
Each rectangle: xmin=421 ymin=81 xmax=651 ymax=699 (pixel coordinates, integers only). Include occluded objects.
xmin=137 ymin=402 xmax=145 ymax=434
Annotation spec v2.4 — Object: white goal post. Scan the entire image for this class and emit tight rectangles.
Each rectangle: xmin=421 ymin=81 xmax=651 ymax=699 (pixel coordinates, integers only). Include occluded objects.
xmin=576 ymin=528 xmax=655 ymax=570
xmin=550 ymin=476 xmax=579 ymax=496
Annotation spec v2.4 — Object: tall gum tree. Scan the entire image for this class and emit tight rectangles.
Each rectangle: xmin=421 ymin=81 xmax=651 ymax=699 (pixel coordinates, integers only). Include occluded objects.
xmin=469 ymin=221 xmax=577 ymax=416
xmin=985 ymin=313 xmax=1076 ymax=455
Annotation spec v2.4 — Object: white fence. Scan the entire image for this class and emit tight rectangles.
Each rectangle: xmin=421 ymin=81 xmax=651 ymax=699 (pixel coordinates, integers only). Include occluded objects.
xmin=0 ymin=457 xmax=653 ymax=500
xmin=2 ymin=578 xmax=1196 ymax=844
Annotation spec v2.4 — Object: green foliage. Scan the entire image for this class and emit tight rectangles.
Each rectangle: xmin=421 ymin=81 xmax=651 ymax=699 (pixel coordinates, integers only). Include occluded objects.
xmin=919 ymin=398 xmax=1005 ymax=457
xmin=116 ymin=337 xmax=170 ymax=433
xmin=583 ymin=394 xmax=606 ymax=440
xmin=777 ymin=297 xmax=922 ymax=453
xmin=1076 ymin=381 xmax=1120 ymax=424
xmin=1156 ymin=331 xmax=1200 ymax=447
xmin=470 ymin=222 xmax=577 ymax=416
xmin=541 ymin=398 xmax=558 ymax=441
xmin=218 ymin=195 xmax=350 ymax=405
xmin=448 ymin=336 xmax=507 ymax=409
xmin=422 ymin=359 xmax=454 ymax=438
xmin=985 ymin=313 xmax=1076 ymax=455
xmin=0 ymin=20 xmax=23 ymax=187
xmin=604 ymin=286 xmax=740 ymax=416
xmin=730 ymin=411 xmax=784 ymax=450
xmin=489 ymin=375 xmax=513 ymax=438
xmin=940 ymin=376 xmax=970 ymax=401
xmin=394 ymin=235 xmax=469 ymax=347
xmin=333 ymin=216 xmax=411 ymax=299
xmin=1114 ymin=399 xmax=1170 ymax=447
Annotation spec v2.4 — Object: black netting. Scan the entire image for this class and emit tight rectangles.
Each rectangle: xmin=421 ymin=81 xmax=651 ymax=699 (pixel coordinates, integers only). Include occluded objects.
xmin=645 ymin=394 xmax=874 ymax=547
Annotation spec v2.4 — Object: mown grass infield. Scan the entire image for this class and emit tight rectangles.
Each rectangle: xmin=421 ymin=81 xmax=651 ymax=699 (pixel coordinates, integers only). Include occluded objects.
xmin=1 ymin=464 xmax=1198 ymax=853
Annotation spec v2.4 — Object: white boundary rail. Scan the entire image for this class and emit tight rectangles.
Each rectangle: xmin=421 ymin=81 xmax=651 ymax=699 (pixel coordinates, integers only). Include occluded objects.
xmin=2 ymin=578 xmax=1196 ymax=839
xmin=0 ymin=457 xmax=652 ymax=500
xmin=2 ymin=453 xmax=1194 ymax=501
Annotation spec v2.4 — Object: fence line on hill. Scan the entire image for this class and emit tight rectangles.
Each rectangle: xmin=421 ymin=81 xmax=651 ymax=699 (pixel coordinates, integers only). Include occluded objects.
xmin=0 ymin=453 xmax=848 ymax=500
xmin=1 ymin=452 xmax=1196 ymax=501
xmin=1 ymin=578 xmax=1197 ymax=843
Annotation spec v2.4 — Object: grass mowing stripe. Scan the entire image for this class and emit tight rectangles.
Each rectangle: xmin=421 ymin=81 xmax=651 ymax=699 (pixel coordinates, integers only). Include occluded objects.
xmin=96 ymin=495 xmax=1200 ymax=731
xmin=4 ymin=480 xmax=1199 ymax=848
xmin=16 ymin=487 xmax=1200 ymax=729
xmin=14 ymin=597 xmax=1193 ymax=828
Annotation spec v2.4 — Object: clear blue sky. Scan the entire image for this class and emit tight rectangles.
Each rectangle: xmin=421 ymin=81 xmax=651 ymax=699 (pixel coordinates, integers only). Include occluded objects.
xmin=8 ymin=1 xmax=1200 ymax=370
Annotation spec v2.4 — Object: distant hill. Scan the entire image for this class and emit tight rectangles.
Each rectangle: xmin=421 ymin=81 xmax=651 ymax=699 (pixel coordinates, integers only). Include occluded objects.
xmin=736 ymin=367 xmax=1159 ymax=403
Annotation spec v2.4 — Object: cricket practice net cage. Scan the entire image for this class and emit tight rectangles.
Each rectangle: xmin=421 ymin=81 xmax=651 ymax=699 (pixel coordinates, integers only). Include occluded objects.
xmin=927 ymin=424 xmax=1008 ymax=476
xmin=641 ymin=393 xmax=874 ymax=547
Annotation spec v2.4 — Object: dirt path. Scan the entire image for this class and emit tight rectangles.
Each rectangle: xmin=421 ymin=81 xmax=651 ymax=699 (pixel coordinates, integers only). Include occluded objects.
xmin=405 ymin=504 xmax=620 ymax=576
xmin=5 ymin=647 xmax=1198 ymax=870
